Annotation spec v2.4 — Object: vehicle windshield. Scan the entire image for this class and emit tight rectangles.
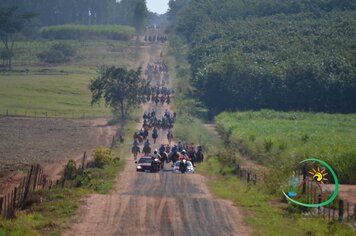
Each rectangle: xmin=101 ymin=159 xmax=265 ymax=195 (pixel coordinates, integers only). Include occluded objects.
xmin=138 ymin=158 xmax=152 ymax=164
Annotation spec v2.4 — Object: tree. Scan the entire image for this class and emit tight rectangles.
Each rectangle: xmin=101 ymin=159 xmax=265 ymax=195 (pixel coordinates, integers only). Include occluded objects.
xmin=133 ymin=0 xmax=148 ymax=34
xmin=89 ymin=66 xmax=149 ymax=120
xmin=0 ymin=5 xmax=36 ymax=71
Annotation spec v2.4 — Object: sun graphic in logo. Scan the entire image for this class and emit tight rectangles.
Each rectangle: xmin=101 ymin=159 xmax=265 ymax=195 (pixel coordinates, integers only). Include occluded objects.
xmin=309 ymin=167 xmax=328 ymax=184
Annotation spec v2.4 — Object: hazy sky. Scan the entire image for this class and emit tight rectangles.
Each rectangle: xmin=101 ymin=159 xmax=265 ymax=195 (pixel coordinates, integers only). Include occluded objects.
xmin=146 ymin=0 xmax=170 ymax=15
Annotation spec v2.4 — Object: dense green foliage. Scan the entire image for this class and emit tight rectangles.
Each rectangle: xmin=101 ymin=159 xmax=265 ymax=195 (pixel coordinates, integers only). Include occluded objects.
xmin=89 ymin=66 xmax=149 ymax=120
xmin=169 ymin=0 xmax=356 ymax=114
xmin=0 ymin=0 xmax=147 ymax=28
xmin=41 ymin=24 xmax=135 ymax=40
xmin=215 ymin=110 xmax=356 ymax=184
xmin=37 ymin=42 xmax=76 ymax=63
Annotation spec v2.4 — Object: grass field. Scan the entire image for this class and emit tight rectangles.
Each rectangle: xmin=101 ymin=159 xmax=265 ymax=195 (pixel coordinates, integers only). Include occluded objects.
xmin=199 ymin=159 xmax=355 ymax=236
xmin=215 ymin=110 xmax=356 ymax=184
xmin=0 ymin=40 xmax=144 ymax=117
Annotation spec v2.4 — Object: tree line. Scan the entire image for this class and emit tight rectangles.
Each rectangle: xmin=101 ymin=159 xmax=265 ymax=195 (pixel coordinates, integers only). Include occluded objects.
xmin=168 ymin=0 xmax=356 ymax=115
xmin=0 ymin=0 xmax=147 ymax=28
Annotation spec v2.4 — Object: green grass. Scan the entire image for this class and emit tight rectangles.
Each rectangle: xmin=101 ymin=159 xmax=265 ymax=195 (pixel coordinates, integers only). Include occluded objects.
xmin=0 ymin=188 xmax=90 ymax=236
xmin=0 ymin=40 xmax=144 ymax=117
xmin=215 ymin=110 xmax=356 ymax=184
xmin=200 ymin=158 xmax=355 ymax=236
xmin=167 ymin=28 xmax=355 ymax=236
xmin=41 ymin=24 xmax=136 ymax=40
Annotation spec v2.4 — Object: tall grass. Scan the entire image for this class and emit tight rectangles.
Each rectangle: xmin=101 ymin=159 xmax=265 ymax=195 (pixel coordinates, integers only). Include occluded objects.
xmin=41 ymin=24 xmax=136 ymax=40
xmin=215 ymin=110 xmax=356 ymax=184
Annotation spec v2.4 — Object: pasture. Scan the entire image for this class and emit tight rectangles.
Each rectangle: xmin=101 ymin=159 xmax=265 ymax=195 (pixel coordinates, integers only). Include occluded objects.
xmin=0 ymin=39 xmax=144 ymax=117
xmin=215 ymin=110 xmax=356 ymax=184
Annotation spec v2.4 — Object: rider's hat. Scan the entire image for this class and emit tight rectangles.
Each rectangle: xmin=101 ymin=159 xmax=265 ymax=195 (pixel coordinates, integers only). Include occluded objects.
xmin=181 ymin=149 xmax=186 ymax=154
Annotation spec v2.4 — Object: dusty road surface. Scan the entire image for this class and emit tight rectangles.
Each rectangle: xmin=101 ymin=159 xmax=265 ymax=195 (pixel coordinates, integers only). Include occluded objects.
xmin=64 ymin=157 xmax=250 ymax=236
xmin=64 ymin=37 xmax=250 ymax=236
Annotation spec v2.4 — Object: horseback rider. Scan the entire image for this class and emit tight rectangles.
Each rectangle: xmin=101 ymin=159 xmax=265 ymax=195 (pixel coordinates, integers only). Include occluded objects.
xmin=179 ymin=152 xmax=189 ymax=174
xmin=196 ymin=146 xmax=204 ymax=163
xmin=150 ymin=149 xmax=161 ymax=172
xmin=187 ymin=144 xmax=197 ymax=166
xmin=159 ymin=144 xmax=166 ymax=154
xmin=131 ymin=144 xmax=141 ymax=160
xmin=167 ymin=129 xmax=173 ymax=145
xmin=179 ymin=150 xmax=191 ymax=161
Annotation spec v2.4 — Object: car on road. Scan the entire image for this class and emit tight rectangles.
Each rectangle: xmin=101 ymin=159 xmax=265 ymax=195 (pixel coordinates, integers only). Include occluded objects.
xmin=172 ymin=160 xmax=195 ymax=174
xmin=135 ymin=155 xmax=160 ymax=172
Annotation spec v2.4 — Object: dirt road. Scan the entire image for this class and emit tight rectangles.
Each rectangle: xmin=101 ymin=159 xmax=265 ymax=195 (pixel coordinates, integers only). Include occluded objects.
xmin=64 ymin=39 xmax=250 ymax=236
xmin=64 ymin=159 xmax=249 ymax=236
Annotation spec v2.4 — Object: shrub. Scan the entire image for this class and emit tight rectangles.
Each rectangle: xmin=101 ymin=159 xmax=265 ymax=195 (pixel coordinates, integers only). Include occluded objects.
xmin=93 ymin=147 xmax=112 ymax=168
xmin=64 ymin=160 xmax=77 ymax=180
xmin=37 ymin=43 xmax=76 ymax=63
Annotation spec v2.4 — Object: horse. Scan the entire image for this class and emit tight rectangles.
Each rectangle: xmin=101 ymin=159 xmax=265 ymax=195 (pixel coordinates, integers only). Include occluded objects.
xmin=131 ymin=145 xmax=140 ymax=160
xmin=159 ymin=152 xmax=167 ymax=169
xmin=143 ymin=145 xmax=151 ymax=155
xmin=167 ymin=132 xmax=173 ymax=145
xmin=152 ymin=130 xmax=158 ymax=144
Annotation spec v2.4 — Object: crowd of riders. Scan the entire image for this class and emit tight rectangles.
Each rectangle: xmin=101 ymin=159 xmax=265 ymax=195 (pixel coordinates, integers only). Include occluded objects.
xmin=145 ymin=61 xmax=170 ymax=85
xmin=132 ymin=35 xmax=203 ymax=172
xmin=144 ymin=34 xmax=168 ymax=43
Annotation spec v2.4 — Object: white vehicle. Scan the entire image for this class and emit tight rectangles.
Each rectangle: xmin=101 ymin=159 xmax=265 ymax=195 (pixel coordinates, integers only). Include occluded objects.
xmin=172 ymin=160 xmax=195 ymax=174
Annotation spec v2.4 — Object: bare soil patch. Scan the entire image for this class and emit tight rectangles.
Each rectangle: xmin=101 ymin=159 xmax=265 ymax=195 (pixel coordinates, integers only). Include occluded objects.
xmin=0 ymin=117 xmax=117 ymax=194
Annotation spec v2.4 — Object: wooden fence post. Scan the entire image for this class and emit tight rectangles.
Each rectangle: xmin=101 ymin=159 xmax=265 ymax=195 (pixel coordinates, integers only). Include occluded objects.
xmin=346 ymin=202 xmax=349 ymax=220
xmin=302 ymin=164 xmax=307 ymax=195
xmin=0 ymin=197 xmax=3 ymax=217
xmin=354 ymin=203 xmax=356 ymax=221
xmin=22 ymin=165 xmax=34 ymax=208
xmin=4 ymin=194 xmax=7 ymax=219
xmin=13 ymin=188 xmax=18 ymax=209
xmin=33 ymin=165 xmax=40 ymax=191
xmin=339 ymin=200 xmax=344 ymax=221
xmin=247 ymin=172 xmax=251 ymax=183
xmin=82 ymin=152 xmax=87 ymax=170
xmin=111 ymin=136 xmax=115 ymax=148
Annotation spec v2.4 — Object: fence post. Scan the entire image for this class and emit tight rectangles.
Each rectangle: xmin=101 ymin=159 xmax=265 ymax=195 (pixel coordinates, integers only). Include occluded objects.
xmin=33 ymin=165 xmax=40 ymax=191
xmin=247 ymin=172 xmax=251 ymax=183
xmin=3 ymin=195 xmax=7 ymax=219
xmin=354 ymin=203 xmax=356 ymax=221
xmin=318 ymin=194 xmax=322 ymax=215
xmin=339 ymin=200 xmax=344 ymax=221
xmin=22 ymin=165 xmax=34 ymax=208
xmin=111 ymin=136 xmax=115 ymax=148
xmin=13 ymin=187 xmax=18 ymax=209
xmin=234 ymin=164 xmax=240 ymax=176
xmin=302 ymin=164 xmax=307 ymax=194
xmin=345 ymin=202 xmax=349 ymax=220
xmin=82 ymin=152 xmax=87 ymax=170
xmin=0 ymin=197 xmax=3 ymax=217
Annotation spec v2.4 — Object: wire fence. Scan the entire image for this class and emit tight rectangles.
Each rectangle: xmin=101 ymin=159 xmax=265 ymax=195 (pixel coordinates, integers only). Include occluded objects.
xmin=0 ymin=109 xmax=111 ymax=119
xmin=0 ymin=128 xmax=122 ymax=220
xmin=233 ymin=164 xmax=356 ymax=222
